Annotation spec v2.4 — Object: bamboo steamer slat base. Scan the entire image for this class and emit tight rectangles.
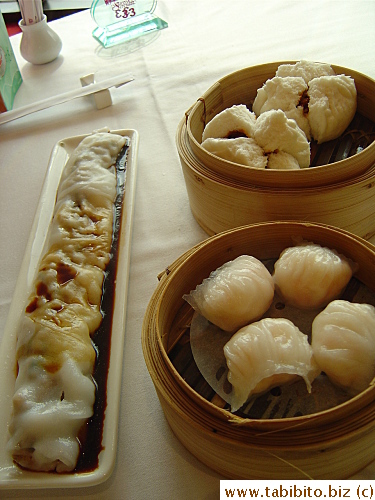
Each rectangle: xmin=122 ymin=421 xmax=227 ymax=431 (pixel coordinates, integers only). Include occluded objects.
xmin=142 ymin=222 xmax=375 ymax=479
xmin=176 ymin=62 xmax=375 ymax=242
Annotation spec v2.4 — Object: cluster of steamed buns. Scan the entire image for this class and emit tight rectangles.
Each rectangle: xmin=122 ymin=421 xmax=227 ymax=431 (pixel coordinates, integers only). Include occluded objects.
xmin=184 ymin=242 xmax=375 ymax=412
xmin=201 ymin=60 xmax=357 ymax=170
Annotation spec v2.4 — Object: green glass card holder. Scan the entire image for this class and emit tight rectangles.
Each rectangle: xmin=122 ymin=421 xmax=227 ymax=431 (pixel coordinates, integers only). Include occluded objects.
xmin=91 ymin=0 xmax=168 ymax=48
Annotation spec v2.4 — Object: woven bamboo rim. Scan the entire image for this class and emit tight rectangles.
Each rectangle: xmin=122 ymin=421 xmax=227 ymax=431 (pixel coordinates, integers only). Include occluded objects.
xmin=177 ymin=115 xmax=375 ymax=241
xmin=142 ymin=222 xmax=375 ymax=478
xmin=184 ymin=62 xmax=375 ymax=189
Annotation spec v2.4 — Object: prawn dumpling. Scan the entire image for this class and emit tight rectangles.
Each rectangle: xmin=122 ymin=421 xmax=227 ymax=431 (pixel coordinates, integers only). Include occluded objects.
xmin=311 ymin=300 xmax=375 ymax=394
xmin=224 ymin=317 xmax=319 ymax=411
xmin=183 ymin=255 xmax=274 ymax=332
xmin=273 ymin=242 xmax=357 ymax=309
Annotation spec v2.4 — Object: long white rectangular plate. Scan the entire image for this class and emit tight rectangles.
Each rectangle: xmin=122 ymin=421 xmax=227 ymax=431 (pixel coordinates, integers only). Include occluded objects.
xmin=0 ymin=128 xmax=139 ymax=489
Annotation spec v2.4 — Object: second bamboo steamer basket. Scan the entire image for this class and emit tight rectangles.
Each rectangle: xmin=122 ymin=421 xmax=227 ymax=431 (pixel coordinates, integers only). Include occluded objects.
xmin=176 ymin=62 xmax=375 ymax=242
xmin=142 ymin=222 xmax=375 ymax=479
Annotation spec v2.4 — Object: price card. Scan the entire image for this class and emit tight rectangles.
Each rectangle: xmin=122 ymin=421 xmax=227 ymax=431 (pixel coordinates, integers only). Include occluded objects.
xmin=91 ymin=0 xmax=168 ymax=48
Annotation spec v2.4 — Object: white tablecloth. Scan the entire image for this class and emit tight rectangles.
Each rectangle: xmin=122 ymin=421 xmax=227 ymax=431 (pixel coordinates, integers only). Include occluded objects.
xmin=1 ymin=1 xmax=375 ymax=497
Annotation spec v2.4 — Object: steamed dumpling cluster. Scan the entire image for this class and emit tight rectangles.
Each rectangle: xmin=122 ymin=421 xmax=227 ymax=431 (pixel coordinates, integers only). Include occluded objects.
xmin=201 ymin=60 xmax=357 ymax=170
xmin=184 ymin=253 xmax=318 ymax=411
xmin=202 ymin=104 xmax=310 ymax=170
xmin=185 ymin=241 xmax=375 ymax=412
xmin=254 ymin=60 xmax=357 ymax=144
xmin=183 ymin=255 xmax=275 ymax=332
xmin=272 ymin=241 xmax=375 ymax=397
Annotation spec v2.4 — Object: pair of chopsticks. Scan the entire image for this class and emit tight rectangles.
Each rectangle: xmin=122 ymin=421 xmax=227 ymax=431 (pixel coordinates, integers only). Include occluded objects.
xmin=0 ymin=73 xmax=134 ymax=126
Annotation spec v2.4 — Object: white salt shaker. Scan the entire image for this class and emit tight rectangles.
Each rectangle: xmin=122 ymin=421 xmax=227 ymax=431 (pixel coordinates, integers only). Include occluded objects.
xmin=19 ymin=14 xmax=62 ymax=65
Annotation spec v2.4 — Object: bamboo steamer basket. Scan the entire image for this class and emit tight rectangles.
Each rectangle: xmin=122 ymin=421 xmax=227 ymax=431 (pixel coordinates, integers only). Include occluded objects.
xmin=142 ymin=221 xmax=375 ymax=479
xmin=176 ymin=62 xmax=375 ymax=242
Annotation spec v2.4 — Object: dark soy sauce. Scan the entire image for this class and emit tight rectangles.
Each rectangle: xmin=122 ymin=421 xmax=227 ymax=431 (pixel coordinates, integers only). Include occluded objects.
xmin=74 ymin=138 xmax=130 ymax=472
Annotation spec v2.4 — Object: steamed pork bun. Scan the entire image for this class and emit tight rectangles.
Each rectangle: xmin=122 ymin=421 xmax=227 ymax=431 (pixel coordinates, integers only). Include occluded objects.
xmin=201 ymin=137 xmax=267 ymax=168
xmin=253 ymin=109 xmax=310 ymax=168
xmin=253 ymin=60 xmax=357 ymax=144
xmin=252 ymin=76 xmax=311 ymax=140
xmin=200 ymin=60 xmax=356 ymax=171
xmin=284 ymin=106 xmax=311 ymax=140
xmin=307 ymin=74 xmax=357 ymax=144
xmin=201 ymin=105 xmax=310 ymax=169
xmin=252 ymin=76 xmax=307 ymax=116
xmin=267 ymin=151 xmax=300 ymax=170
xmin=275 ymin=60 xmax=336 ymax=84
xmin=202 ymin=104 xmax=256 ymax=141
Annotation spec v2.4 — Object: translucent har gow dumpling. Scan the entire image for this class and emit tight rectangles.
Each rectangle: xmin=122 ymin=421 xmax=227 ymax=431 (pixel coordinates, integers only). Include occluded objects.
xmin=311 ymin=300 xmax=375 ymax=394
xmin=273 ymin=242 xmax=357 ymax=309
xmin=224 ymin=317 xmax=319 ymax=412
xmin=183 ymin=255 xmax=274 ymax=332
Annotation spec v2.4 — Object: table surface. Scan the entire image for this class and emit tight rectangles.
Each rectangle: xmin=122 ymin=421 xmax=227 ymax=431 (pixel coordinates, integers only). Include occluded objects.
xmin=1 ymin=1 xmax=375 ymax=497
